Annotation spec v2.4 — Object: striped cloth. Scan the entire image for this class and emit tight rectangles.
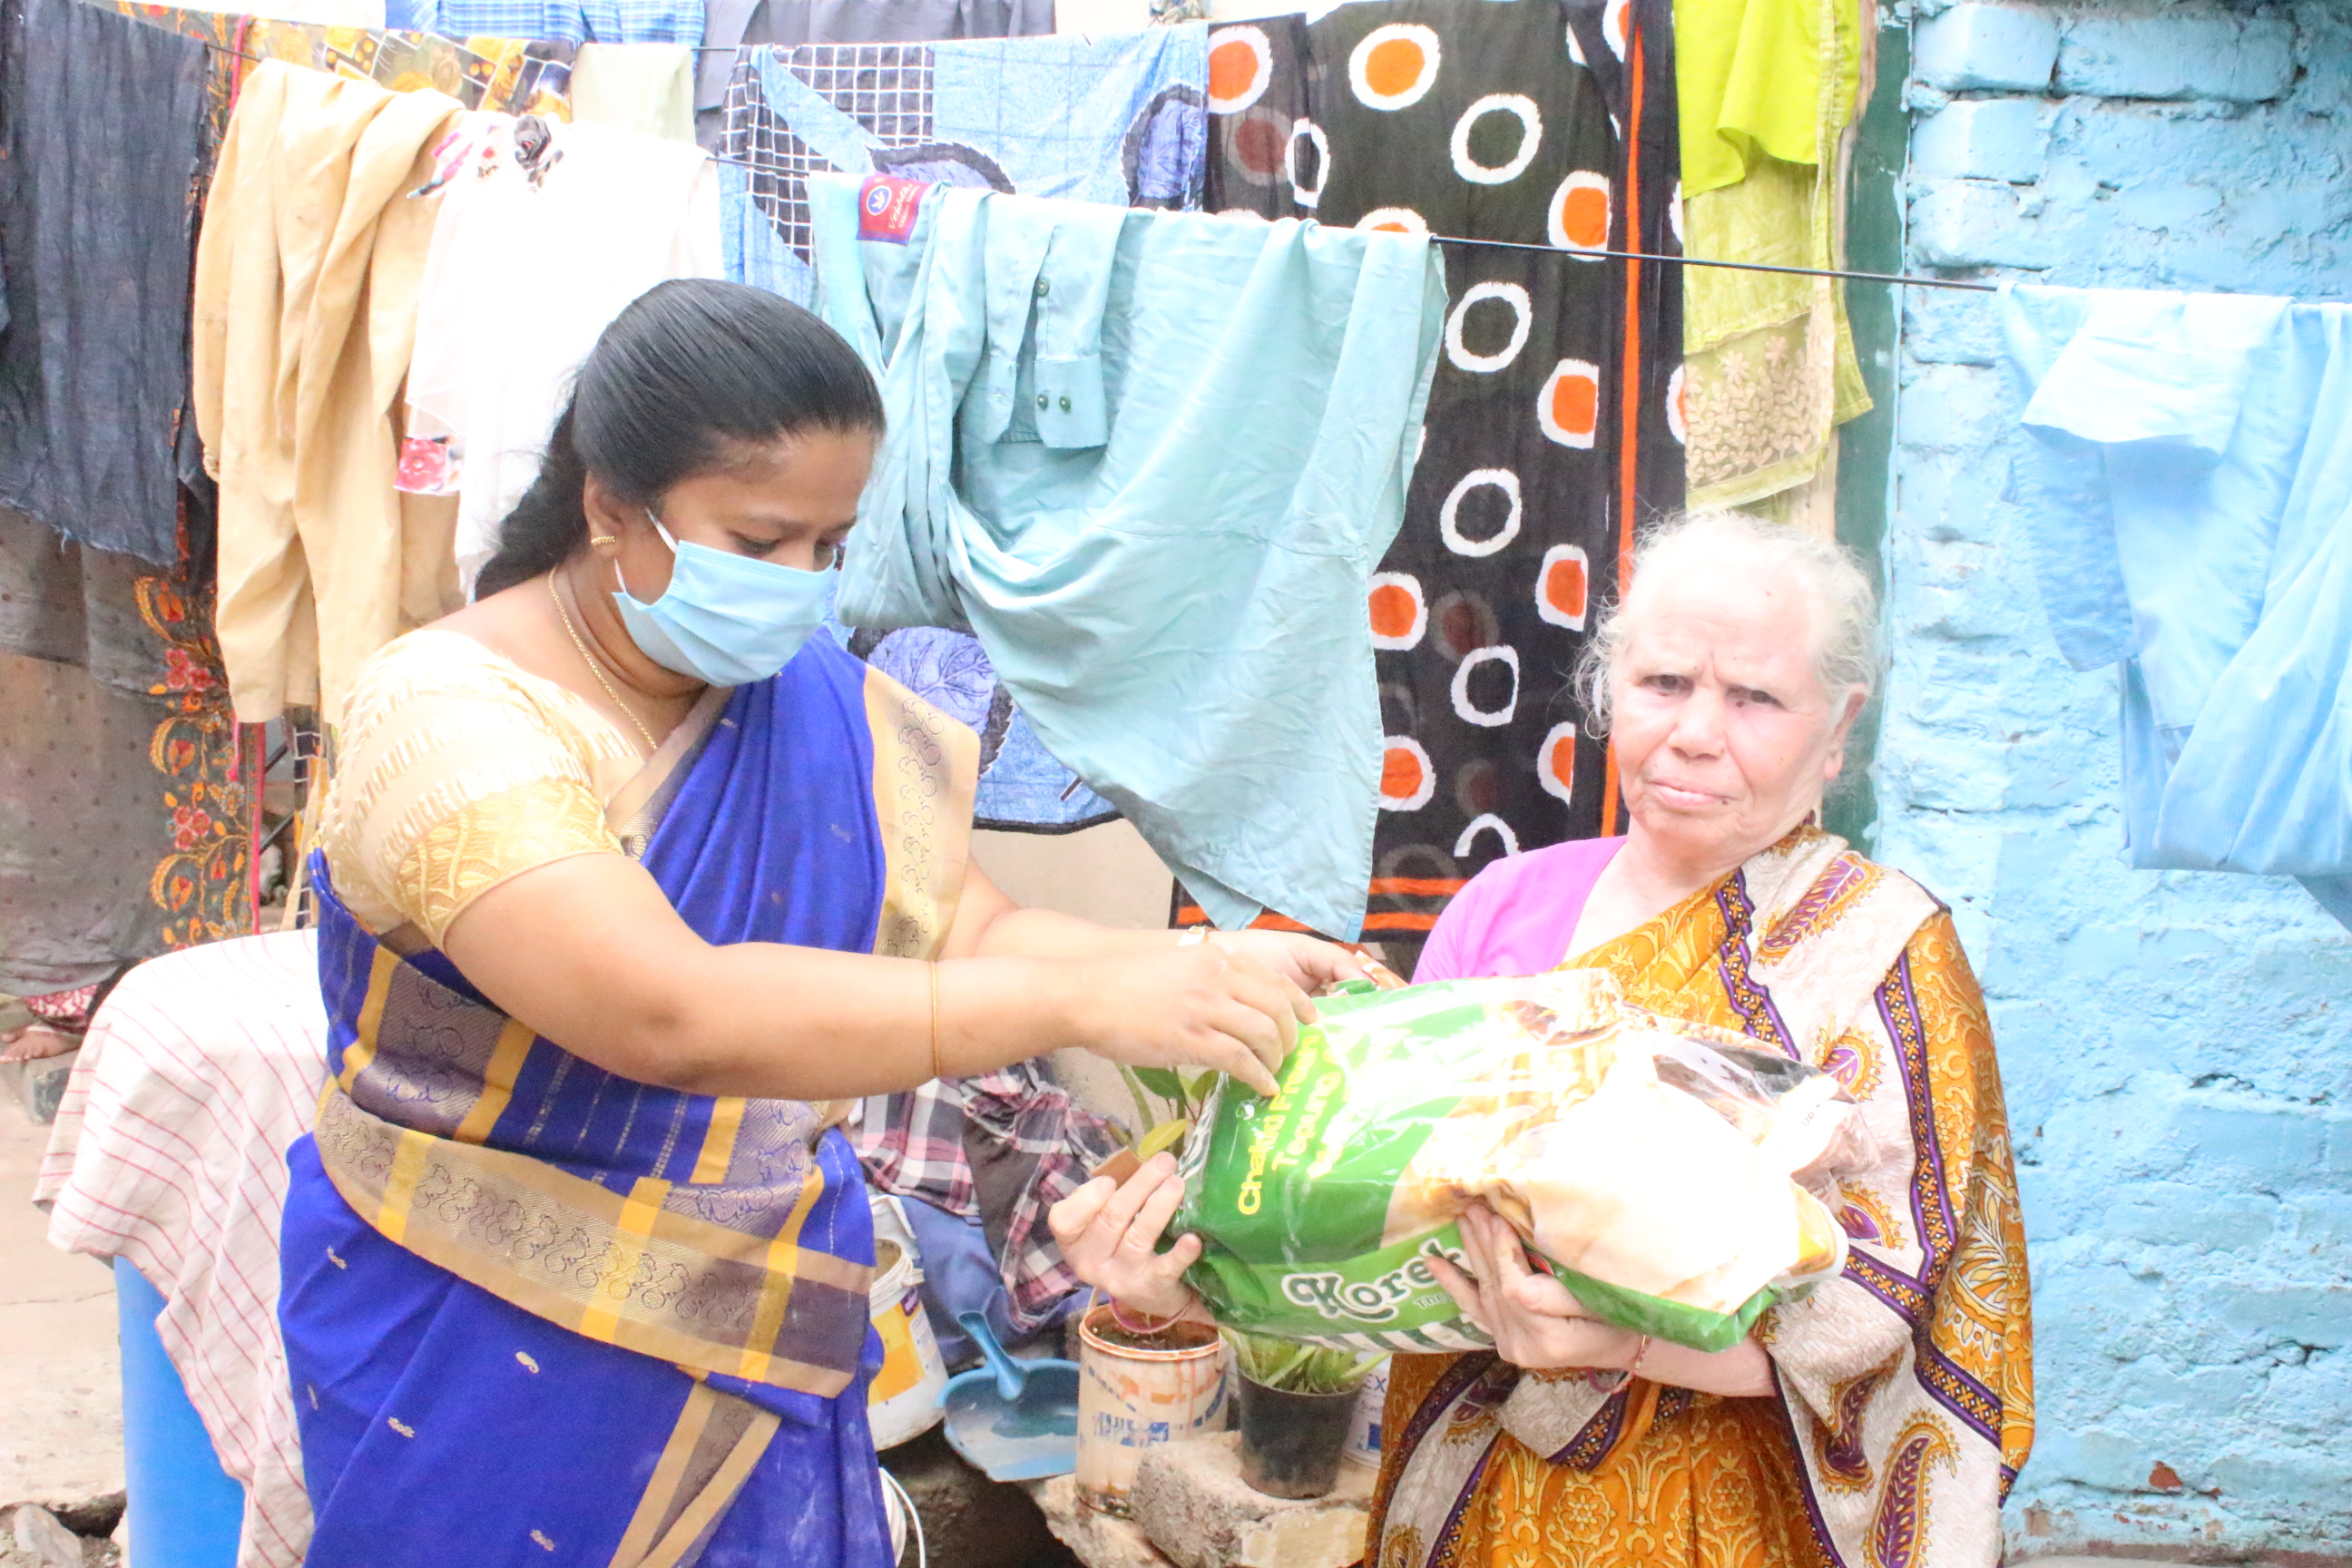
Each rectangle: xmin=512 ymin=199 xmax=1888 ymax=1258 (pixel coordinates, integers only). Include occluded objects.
xmin=36 ymin=933 xmax=328 ymax=1568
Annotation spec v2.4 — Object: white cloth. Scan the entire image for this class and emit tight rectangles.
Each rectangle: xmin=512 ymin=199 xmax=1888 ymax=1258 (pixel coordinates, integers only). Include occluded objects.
xmin=407 ymin=115 xmax=722 ymax=590
xmin=570 ymin=44 xmax=698 ymax=142
xmin=37 ymin=932 xmax=328 ymax=1568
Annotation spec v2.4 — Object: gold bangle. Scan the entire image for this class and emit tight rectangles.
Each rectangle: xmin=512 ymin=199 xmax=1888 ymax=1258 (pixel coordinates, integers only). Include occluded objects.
xmin=927 ymin=961 xmax=943 ymax=1082
xmin=1627 ymin=1334 xmax=1652 ymax=1379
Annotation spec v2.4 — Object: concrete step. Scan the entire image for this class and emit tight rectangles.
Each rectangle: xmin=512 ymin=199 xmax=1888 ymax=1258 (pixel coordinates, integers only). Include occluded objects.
xmin=0 ymin=1112 xmax=122 ymax=1540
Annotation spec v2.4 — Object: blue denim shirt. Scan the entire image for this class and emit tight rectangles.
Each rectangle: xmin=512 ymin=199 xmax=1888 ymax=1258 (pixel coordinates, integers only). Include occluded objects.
xmin=813 ymin=175 xmax=1446 ymax=937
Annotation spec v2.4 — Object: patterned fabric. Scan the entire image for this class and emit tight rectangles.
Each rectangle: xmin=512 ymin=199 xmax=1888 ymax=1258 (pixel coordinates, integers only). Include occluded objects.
xmin=317 ymin=629 xmax=641 ymax=943
xmin=1368 ymin=828 xmax=2033 ymax=1568
xmin=37 ymin=932 xmax=329 ymax=1568
xmin=1201 ymin=0 xmax=1683 ymax=946
xmin=0 ymin=507 xmax=252 ymax=994
xmin=851 ymin=1064 xmax=1118 ymax=1335
xmin=309 ymin=637 xmax=976 ymax=1385
xmin=117 ymin=4 xmax=581 ymax=117
xmin=1676 ymin=0 xmax=1869 ymax=514
xmin=288 ymin=633 xmax=975 ymax=1568
xmin=691 ymin=0 xmax=1055 ymax=148
xmin=19 ymin=984 xmax=98 ymax=1022
xmin=388 ymin=0 xmax=702 ymax=44
xmin=721 ymin=27 xmax=1205 ymax=300
xmin=722 ymin=28 xmax=1209 ymax=833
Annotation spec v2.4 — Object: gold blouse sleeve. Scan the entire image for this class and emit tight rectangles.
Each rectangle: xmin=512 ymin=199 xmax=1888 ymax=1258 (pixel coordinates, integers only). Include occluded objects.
xmin=320 ymin=632 xmax=632 ymax=946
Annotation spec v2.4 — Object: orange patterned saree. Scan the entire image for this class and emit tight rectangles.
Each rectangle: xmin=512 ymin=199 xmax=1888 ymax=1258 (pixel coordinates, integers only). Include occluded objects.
xmin=1368 ymin=828 xmax=2033 ymax=1568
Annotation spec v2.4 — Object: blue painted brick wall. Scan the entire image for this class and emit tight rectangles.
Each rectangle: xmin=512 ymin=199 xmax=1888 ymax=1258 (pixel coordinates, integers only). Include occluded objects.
xmin=1879 ymin=0 xmax=2352 ymax=1556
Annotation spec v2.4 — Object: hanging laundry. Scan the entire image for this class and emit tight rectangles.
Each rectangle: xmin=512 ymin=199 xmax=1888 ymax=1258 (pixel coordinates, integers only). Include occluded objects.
xmin=2004 ymin=285 xmax=2352 ymax=928
xmin=812 ymin=175 xmax=1446 ymax=938
xmin=723 ymin=27 xmax=1208 ymax=831
xmin=193 ymin=63 xmax=469 ymax=725
xmin=816 ymin=605 xmax=1121 ymax=830
xmin=570 ymin=41 xmax=697 ymax=140
xmin=1 ymin=0 xmax=252 ymax=979
xmin=0 ymin=650 xmax=188 ymax=996
xmin=405 ymin=115 xmax=720 ymax=588
xmin=0 ymin=0 xmax=206 ymax=568
xmin=721 ymin=25 xmax=1207 ymax=304
xmin=693 ymin=0 xmax=1055 ymax=152
xmin=1203 ymin=0 xmax=1682 ymax=946
xmin=386 ymin=0 xmax=703 ymax=44
xmin=1675 ymin=0 xmax=1869 ymax=516
xmin=183 ymin=0 xmax=387 ymax=22
xmin=116 ymin=5 xmax=582 ymax=118
xmin=0 ymin=509 xmax=251 ymax=994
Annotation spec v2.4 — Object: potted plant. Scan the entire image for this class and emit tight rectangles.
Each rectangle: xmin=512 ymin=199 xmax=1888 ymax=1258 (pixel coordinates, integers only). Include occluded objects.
xmin=1224 ymin=1330 xmax=1386 ymax=1500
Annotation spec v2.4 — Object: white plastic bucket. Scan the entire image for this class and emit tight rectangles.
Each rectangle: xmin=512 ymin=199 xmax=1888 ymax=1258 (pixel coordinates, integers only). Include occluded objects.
xmin=867 ymin=1238 xmax=948 ymax=1449
xmin=1075 ymin=1301 xmax=1228 ymax=1515
xmin=1342 ymin=1358 xmax=1390 ymax=1469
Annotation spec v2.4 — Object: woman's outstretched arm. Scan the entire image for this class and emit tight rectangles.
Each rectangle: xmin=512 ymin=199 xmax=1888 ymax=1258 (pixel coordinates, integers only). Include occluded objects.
xmin=441 ymin=850 xmax=1343 ymax=1102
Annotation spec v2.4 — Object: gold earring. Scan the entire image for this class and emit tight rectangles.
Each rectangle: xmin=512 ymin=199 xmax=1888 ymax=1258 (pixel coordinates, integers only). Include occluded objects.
xmin=588 ymin=534 xmax=619 ymax=548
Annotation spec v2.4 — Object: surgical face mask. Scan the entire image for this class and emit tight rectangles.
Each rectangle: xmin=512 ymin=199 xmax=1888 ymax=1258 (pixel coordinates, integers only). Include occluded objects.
xmin=610 ymin=512 xmax=832 ymax=687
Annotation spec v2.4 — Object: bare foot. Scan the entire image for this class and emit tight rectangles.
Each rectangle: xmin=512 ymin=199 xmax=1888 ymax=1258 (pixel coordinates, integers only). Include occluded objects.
xmin=0 ymin=1023 xmax=77 ymax=1063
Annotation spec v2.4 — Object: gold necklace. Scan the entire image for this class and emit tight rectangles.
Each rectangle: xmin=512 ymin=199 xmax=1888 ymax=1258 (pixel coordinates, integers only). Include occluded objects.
xmin=548 ymin=572 xmax=660 ymax=753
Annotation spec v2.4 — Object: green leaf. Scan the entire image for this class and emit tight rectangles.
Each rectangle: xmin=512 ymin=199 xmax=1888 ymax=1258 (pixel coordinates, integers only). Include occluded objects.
xmin=1184 ymin=1072 xmax=1220 ymax=1106
xmin=1130 ymin=1067 xmax=1186 ymax=1102
xmin=1219 ymin=1328 xmax=1381 ymax=1393
xmin=1115 ymin=1066 xmax=1154 ymax=1132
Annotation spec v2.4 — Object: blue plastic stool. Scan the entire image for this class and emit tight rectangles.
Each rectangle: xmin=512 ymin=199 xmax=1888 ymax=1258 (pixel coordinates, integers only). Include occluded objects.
xmin=114 ymin=1258 xmax=244 ymax=1568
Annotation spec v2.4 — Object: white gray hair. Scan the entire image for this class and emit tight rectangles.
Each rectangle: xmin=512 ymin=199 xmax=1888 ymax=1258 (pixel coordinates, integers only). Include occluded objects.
xmin=1573 ymin=509 xmax=1880 ymax=735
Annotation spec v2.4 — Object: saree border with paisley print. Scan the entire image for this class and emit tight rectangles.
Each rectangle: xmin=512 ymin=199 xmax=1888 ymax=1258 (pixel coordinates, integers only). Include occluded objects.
xmin=310 ymin=664 xmax=978 ymax=1400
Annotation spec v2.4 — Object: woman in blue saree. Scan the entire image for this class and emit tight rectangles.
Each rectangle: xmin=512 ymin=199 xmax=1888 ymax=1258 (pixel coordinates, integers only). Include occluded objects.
xmin=282 ymin=279 xmax=1356 ymax=1568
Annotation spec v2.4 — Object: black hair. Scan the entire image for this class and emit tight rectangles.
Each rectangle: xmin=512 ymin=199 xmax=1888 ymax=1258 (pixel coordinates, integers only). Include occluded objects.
xmin=475 ymin=279 xmax=886 ymax=600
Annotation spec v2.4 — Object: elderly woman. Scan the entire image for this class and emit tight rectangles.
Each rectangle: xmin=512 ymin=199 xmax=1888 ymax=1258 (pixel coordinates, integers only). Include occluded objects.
xmin=1054 ymin=511 xmax=2033 ymax=1568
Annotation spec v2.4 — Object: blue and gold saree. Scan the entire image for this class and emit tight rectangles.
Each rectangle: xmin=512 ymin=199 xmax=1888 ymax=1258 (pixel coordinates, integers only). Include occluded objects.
xmin=281 ymin=632 xmax=975 ymax=1568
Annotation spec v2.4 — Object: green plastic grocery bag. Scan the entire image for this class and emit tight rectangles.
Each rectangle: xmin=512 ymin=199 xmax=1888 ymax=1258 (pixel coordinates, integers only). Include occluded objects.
xmin=1172 ymin=970 xmax=1868 ymax=1354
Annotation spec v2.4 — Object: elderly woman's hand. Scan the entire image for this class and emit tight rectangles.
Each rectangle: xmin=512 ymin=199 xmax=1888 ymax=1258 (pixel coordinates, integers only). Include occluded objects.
xmin=1431 ymin=1205 xmax=1779 ymax=1396
xmin=1048 ymin=1152 xmax=1208 ymax=1322
xmin=1426 ymin=1204 xmax=1637 ymax=1371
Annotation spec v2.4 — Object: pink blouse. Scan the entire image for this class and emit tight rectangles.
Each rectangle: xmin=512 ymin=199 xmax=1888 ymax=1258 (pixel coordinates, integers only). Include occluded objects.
xmin=1412 ymin=837 xmax=1626 ymax=983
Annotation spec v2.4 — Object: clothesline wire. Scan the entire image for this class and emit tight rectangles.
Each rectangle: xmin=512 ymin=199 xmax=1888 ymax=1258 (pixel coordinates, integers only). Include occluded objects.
xmin=1374 ymin=232 xmax=1995 ymax=290
xmin=198 ymin=37 xmax=1997 ymax=292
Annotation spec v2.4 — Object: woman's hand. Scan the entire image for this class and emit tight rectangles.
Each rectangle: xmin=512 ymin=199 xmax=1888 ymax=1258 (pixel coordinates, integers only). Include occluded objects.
xmin=1049 ymin=1153 xmax=1205 ymax=1321
xmin=1065 ymin=944 xmax=1310 ymax=1097
xmin=1429 ymin=1206 xmax=1778 ymax=1396
xmin=1427 ymin=1204 xmax=1638 ymax=1372
xmin=1204 ymin=932 xmax=1371 ymax=997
